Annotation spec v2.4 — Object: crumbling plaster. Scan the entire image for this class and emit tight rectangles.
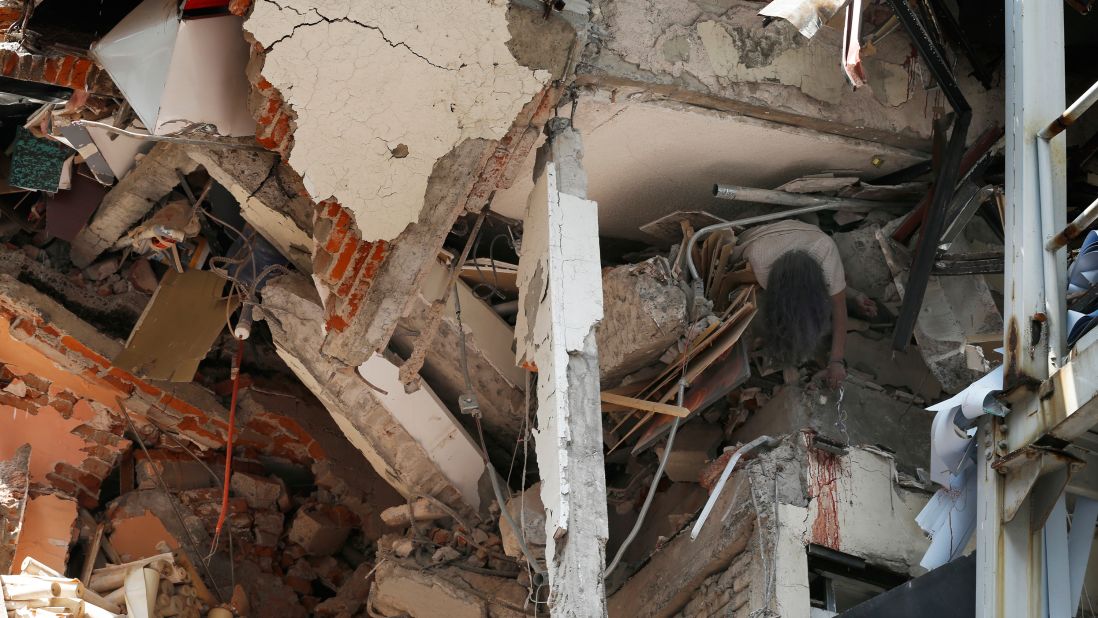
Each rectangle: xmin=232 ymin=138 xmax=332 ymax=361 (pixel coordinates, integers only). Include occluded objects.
xmin=243 ymin=0 xmax=553 ymax=242
xmin=584 ymin=0 xmax=1001 ymax=146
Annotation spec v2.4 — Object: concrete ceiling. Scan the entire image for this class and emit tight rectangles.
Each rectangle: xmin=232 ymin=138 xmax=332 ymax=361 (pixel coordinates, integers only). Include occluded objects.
xmin=491 ymin=96 xmax=927 ymax=242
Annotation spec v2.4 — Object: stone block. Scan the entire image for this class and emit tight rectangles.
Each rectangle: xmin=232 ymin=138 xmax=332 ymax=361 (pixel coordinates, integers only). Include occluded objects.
xmin=288 ymin=504 xmax=352 ymax=556
xmin=230 ymin=471 xmax=283 ymax=510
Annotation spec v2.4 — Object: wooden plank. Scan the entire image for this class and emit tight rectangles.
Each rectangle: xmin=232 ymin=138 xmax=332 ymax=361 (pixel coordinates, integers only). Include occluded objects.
xmin=80 ymin=523 xmax=105 ymax=585
xmin=600 ymin=392 xmax=690 ymax=418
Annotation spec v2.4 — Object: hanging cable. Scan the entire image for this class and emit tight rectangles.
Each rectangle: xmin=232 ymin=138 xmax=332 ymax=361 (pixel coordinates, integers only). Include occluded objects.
xmin=210 ymin=336 xmax=245 ymax=555
xmin=453 ymin=283 xmax=547 ymax=578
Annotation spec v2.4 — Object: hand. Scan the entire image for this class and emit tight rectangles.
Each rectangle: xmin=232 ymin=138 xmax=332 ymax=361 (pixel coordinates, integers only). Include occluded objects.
xmin=854 ymin=292 xmax=878 ymax=319
xmin=815 ymin=361 xmax=845 ymax=390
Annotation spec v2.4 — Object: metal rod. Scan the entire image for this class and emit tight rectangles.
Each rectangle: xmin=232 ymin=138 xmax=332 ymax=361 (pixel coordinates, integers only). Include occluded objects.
xmin=686 ymin=202 xmax=856 ymax=283
xmin=1040 ymin=80 xmax=1098 ymax=140
xmin=1038 ymin=135 xmax=1066 ymax=363
xmin=712 ymin=184 xmax=903 ymax=211
xmin=1047 ymin=196 xmax=1098 ymax=251
xmin=883 ymin=0 xmax=972 ymax=352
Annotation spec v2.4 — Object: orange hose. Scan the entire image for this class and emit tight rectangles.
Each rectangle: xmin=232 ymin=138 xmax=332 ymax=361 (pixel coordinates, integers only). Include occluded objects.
xmin=213 ymin=337 xmax=245 ymax=539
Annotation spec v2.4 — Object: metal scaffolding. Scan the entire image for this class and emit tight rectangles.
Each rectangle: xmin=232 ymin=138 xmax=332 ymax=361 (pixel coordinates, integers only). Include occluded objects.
xmin=977 ymin=2 xmax=1098 ymax=616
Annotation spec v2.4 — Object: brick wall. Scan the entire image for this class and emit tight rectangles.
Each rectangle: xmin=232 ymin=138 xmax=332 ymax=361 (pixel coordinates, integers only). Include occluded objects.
xmin=0 ymin=43 xmax=117 ymax=96
xmin=672 ymin=547 xmax=757 ymax=618
xmin=0 ymin=296 xmax=328 ymax=509
xmin=311 ymin=200 xmax=389 ymax=333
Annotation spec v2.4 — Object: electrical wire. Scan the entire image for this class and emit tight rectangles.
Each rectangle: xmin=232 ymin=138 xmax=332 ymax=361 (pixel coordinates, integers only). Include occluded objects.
xmin=603 ymin=384 xmax=683 ymax=578
xmin=210 ymin=337 xmax=245 ymax=556
xmin=452 ymin=284 xmax=547 ymax=577
xmin=114 ymin=397 xmax=225 ymax=603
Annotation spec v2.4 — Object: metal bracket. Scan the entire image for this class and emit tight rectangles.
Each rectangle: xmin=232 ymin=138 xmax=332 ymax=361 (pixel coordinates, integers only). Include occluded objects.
xmin=992 ymin=445 xmax=1085 ymax=528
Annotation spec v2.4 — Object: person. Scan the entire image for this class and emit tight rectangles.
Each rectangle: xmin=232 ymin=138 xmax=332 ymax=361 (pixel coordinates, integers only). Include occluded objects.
xmin=732 ymin=219 xmax=876 ymax=389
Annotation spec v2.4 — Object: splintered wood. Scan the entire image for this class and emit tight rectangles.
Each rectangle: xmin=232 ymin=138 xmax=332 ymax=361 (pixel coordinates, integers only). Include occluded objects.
xmin=601 ymin=226 xmax=758 ymax=453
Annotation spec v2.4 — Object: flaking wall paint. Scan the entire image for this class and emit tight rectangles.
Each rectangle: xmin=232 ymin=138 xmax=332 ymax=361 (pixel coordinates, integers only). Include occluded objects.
xmin=245 ymin=0 xmax=552 ymax=242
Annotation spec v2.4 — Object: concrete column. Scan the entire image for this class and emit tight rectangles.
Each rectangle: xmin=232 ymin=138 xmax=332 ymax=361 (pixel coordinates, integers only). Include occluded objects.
xmin=515 ymin=117 xmax=608 ymax=616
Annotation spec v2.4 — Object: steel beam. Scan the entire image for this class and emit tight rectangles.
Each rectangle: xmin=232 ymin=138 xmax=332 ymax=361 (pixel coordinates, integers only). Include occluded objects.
xmin=883 ymin=0 xmax=972 ymax=352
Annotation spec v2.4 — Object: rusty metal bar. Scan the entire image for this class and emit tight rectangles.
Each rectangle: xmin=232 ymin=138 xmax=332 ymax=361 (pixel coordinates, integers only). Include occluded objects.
xmin=1047 ymin=197 xmax=1098 ymax=251
xmin=1039 ymin=80 xmax=1098 ymax=141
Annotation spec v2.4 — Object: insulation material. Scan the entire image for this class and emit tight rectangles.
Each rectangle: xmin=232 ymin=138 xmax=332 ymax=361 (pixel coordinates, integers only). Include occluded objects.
xmin=45 ymin=167 xmax=108 ymax=242
xmin=92 ymin=0 xmax=255 ymax=137
xmin=8 ymin=127 xmax=73 ymax=192
xmin=114 ymin=269 xmax=237 ymax=382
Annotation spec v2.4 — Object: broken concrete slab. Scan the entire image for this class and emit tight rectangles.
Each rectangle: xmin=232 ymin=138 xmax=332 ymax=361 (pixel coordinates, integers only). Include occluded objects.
xmin=186 ymin=147 xmax=315 ymax=272
xmin=732 ymin=382 xmax=932 ymax=472
xmin=0 ymin=444 xmax=30 ymax=573
xmin=70 ymin=143 xmax=200 ymax=268
xmin=370 ymin=560 xmax=529 ymax=618
xmin=259 ymin=274 xmax=493 ymax=521
xmin=391 ymin=259 xmax=526 ymax=464
xmin=598 ymin=257 xmax=688 ymax=387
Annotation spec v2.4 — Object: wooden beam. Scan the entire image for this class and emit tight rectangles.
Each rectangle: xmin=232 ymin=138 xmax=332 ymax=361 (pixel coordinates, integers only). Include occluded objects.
xmin=600 ymin=392 xmax=689 ymax=418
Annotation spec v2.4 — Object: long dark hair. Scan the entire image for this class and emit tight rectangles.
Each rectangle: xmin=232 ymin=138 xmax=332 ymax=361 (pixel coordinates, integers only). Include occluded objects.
xmin=761 ymin=250 xmax=831 ymax=367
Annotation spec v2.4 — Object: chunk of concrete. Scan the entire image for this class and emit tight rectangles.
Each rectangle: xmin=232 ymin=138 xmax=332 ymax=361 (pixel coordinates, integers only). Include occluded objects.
xmin=371 ymin=561 xmax=528 ymax=618
xmin=597 ymin=258 xmax=688 ymax=386
xmin=70 ymin=143 xmax=200 ymax=268
xmin=499 ymin=482 xmax=546 ymax=560
xmin=288 ymin=504 xmax=352 ymax=556
xmin=230 ymin=472 xmax=283 ymax=511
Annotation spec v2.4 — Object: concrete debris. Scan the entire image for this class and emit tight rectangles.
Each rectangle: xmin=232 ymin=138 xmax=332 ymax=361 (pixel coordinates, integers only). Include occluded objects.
xmin=70 ymin=143 xmax=200 ymax=268
xmin=229 ymin=471 xmax=284 ymax=511
xmin=380 ymin=498 xmax=449 ymax=528
xmin=598 ymin=257 xmax=689 ymax=386
xmin=370 ymin=560 xmax=529 ymax=618
xmin=499 ymin=483 xmax=546 ymax=561
xmin=0 ymin=444 xmax=30 ymax=574
xmin=287 ymin=504 xmax=355 ymax=557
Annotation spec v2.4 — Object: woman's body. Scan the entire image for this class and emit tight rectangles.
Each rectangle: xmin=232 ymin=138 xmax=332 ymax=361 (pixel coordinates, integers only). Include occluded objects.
xmin=734 ymin=220 xmax=875 ymax=388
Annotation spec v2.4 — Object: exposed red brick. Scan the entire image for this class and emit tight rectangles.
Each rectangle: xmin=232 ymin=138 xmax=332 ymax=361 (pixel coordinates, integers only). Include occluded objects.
xmin=44 ymin=473 xmax=78 ymax=496
xmin=60 ymin=335 xmax=110 ymax=368
xmin=322 ymin=211 xmax=352 ymax=254
xmin=42 ymin=57 xmax=60 ymax=84
xmin=66 ymin=58 xmax=93 ymax=91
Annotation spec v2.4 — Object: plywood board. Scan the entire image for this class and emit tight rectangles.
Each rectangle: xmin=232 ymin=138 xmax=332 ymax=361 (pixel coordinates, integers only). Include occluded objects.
xmin=114 ymin=269 xmax=237 ymax=381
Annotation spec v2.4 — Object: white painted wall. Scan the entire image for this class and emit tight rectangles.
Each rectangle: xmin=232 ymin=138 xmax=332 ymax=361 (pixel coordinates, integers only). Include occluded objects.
xmin=245 ymin=0 xmax=551 ymax=242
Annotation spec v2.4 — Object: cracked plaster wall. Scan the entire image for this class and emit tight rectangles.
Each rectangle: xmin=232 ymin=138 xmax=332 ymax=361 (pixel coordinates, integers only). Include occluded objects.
xmin=244 ymin=0 xmax=552 ymax=242
xmin=585 ymin=0 xmax=1001 ymax=145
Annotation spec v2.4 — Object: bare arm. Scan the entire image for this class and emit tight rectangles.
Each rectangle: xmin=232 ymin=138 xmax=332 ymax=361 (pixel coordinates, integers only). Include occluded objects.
xmin=825 ymin=290 xmax=848 ymax=388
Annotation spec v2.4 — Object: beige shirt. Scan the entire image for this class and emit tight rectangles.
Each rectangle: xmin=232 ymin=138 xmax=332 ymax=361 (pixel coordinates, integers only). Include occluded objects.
xmin=733 ymin=220 xmax=846 ymax=296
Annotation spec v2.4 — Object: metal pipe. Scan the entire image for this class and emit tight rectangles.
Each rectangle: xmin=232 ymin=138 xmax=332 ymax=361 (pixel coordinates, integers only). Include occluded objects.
xmin=712 ymin=184 xmax=903 ymax=211
xmin=603 ymin=381 xmax=685 ymax=577
xmin=685 ymin=202 xmax=853 ymax=283
xmin=1038 ymin=135 xmax=1066 ymax=363
xmin=1040 ymin=80 xmax=1098 ymax=140
xmin=1046 ymin=196 xmax=1098 ymax=251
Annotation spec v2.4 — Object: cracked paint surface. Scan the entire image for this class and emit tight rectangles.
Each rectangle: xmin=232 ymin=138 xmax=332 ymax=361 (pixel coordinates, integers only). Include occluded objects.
xmin=589 ymin=0 xmax=1001 ymax=142
xmin=245 ymin=0 xmax=551 ymax=242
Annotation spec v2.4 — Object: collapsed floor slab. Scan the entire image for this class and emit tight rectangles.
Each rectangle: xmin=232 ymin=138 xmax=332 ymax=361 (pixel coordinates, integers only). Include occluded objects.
xmin=259 ymin=273 xmax=495 ymax=520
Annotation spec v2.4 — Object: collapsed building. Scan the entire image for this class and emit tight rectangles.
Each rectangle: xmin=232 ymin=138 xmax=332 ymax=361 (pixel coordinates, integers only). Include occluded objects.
xmin=0 ymin=0 xmax=1094 ymax=616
